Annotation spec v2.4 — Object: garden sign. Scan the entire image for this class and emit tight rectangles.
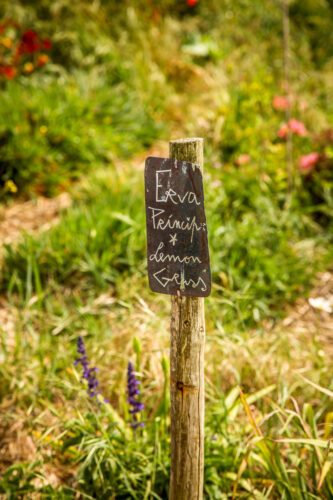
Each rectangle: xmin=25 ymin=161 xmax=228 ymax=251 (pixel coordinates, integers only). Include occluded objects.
xmin=144 ymin=156 xmax=211 ymax=297
xmin=145 ymin=141 xmax=208 ymax=500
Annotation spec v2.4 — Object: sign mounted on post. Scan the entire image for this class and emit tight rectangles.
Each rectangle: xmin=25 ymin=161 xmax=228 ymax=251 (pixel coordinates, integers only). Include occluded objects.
xmin=145 ymin=156 xmax=211 ymax=297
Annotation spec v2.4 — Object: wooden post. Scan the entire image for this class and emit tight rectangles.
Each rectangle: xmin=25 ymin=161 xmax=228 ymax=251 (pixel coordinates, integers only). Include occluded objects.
xmin=169 ymin=138 xmax=205 ymax=500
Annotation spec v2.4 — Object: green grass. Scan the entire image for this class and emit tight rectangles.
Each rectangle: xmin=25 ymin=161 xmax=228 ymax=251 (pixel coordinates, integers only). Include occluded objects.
xmin=1 ymin=160 xmax=332 ymax=497
xmin=1 ymin=0 xmax=333 ymax=498
xmin=2 ymin=162 xmax=332 ymax=330
xmin=1 ymin=336 xmax=332 ymax=498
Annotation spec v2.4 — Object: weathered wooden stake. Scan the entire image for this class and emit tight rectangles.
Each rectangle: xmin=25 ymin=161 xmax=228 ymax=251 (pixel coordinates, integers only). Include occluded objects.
xmin=169 ymin=138 xmax=205 ymax=500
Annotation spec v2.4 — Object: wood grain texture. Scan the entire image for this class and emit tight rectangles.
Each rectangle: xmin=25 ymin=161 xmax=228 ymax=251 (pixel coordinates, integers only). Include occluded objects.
xmin=169 ymin=138 xmax=205 ymax=500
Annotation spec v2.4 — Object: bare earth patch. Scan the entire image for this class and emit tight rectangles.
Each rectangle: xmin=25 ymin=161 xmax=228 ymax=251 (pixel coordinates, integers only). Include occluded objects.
xmin=0 ymin=193 xmax=71 ymax=248
xmin=0 ymin=409 xmax=37 ymax=474
xmin=280 ymin=271 xmax=333 ymax=356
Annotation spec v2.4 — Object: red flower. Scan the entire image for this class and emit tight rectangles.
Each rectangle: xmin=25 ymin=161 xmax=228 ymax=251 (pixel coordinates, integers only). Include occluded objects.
xmin=18 ymin=29 xmax=40 ymax=55
xmin=289 ymin=118 xmax=307 ymax=136
xmin=0 ymin=65 xmax=16 ymax=79
xmin=22 ymin=29 xmax=38 ymax=41
xmin=42 ymin=39 xmax=52 ymax=50
xmin=187 ymin=0 xmax=198 ymax=5
xmin=299 ymin=152 xmax=319 ymax=173
xmin=273 ymin=95 xmax=288 ymax=111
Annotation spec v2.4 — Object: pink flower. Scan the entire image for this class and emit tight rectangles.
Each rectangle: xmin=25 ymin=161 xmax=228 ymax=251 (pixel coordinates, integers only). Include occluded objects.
xmin=278 ymin=123 xmax=289 ymax=138
xmin=299 ymin=152 xmax=319 ymax=172
xmin=289 ymin=118 xmax=307 ymax=136
xmin=277 ymin=119 xmax=307 ymax=139
xmin=235 ymin=154 xmax=250 ymax=166
xmin=273 ymin=95 xmax=288 ymax=111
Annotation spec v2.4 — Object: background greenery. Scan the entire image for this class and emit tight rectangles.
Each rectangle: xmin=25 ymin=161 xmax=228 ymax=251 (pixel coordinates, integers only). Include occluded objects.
xmin=0 ymin=0 xmax=332 ymax=498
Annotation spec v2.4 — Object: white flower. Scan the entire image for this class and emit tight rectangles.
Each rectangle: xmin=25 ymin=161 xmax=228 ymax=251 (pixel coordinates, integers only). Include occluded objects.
xmin=309 ymin=297 xmax=333 ymax=313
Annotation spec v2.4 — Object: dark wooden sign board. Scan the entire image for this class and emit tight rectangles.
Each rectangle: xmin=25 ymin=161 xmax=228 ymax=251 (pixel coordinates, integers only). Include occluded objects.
xmin=145 ymin=156 xmax=211 ymax=297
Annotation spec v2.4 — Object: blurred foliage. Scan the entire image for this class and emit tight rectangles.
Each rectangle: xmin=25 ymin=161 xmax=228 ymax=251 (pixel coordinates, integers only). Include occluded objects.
xmin=0 ymin=77 xmax=161 ymax=196
xmin=0 ymin=1 xmax=175 ymax=197
xmin=0 ymin=0 xmax=333 ymax=498
xmin=290 ymin=0 xmax=333 ymax=66
xmin=1 ymin=0 xmax=333 ymax=198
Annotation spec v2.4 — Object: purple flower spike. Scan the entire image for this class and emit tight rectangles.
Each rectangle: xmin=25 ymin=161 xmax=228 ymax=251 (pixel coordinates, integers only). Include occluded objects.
xmin=75 ymin=336 xmax=107 ymax=405
xmin=127 ymin=361 xmax=145 ymax=429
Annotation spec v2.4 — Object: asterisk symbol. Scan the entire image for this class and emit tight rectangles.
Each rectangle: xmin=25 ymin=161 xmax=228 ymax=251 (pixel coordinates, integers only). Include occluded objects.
xmin=169 ymin=233 xmax=178 ymax=246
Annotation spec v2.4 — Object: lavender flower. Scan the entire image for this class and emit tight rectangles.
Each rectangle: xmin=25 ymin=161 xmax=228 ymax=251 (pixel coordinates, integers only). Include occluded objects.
xmin=75 ymin=336 xmax=108 ymax=403
xmin=127 ymin=361 xmax=145 ymax=429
